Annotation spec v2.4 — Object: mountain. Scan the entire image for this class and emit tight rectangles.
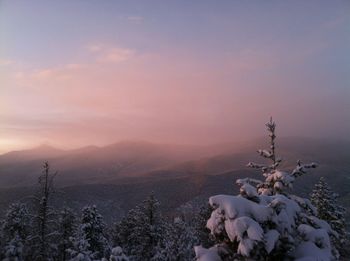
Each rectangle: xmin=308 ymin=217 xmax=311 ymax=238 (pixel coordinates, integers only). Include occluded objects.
xmin=0 ymin=144 xmax=65 ymax=164
xmin=0 ymin=140 xmax=233 ymax=187
xmin=0 ymin=137 xmax=349 ymax=222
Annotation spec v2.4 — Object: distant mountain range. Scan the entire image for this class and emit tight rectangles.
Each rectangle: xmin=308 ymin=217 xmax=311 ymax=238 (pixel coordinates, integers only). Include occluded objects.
xmin=0 ymin=140 xmax=241 ymax=187
xmin=0 ymin=137 xmax=349 ymax=222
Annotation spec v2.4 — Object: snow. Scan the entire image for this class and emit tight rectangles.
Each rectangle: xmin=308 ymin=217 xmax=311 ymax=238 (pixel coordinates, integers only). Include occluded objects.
xmin=298 ymin=225 xmax=330 ymax=249
xmin=264 ymin=230 xmax=280 ymax=253
xmin=110 ymin=246 xmax=129 ymax=261
xmin=293 ymin=241 xmax=333 ymax=261
xmin=266 ymin=170 xmax=295 ymax=190
xmin=225 ymin=216 xmax=263 ymax=242
xmin=208 ymin=195 xmax=272 ymax=223
xmin=270 ymin=194 xmax=301 ymax=233
xmin=197 ymin=119 xmax=337 ymax=260
xmin=257 ymin=149 xmax=273 ymax=158
xmin=194 ymin=246 xmax=221 ymax=261
xmin=236 ymin=179 xmax=259 ymax=199
xmin=204 ymin=184 xmax=336 ymax=260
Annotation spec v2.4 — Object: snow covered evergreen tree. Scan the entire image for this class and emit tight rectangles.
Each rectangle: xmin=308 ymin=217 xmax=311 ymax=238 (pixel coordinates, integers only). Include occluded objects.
xmin=29 ymin=161 xmax=58 ymax=261
xmin=193 ymin=204 xmax=215 ymax=248
xmin=57 ymin=207 xmax=77 ymax=261
xmin=2 ymin=233 xmax=25 ymax=261
xmin=153 ymin=216 xmax=197 ymax=261
xmin=0 ymin=203 xmax=30 ymax=260
xmin=68 ymin=225 xmax=94 ymax=261
xmin=195 ymin=118 xmax=338 ymax=261
xmin=69 ymin=205 xmax=109 ymax=260
xmin=113 ymin=193 xmax=166 ymax=260
xmin=311 ymin=177 xmax=348 ymax=258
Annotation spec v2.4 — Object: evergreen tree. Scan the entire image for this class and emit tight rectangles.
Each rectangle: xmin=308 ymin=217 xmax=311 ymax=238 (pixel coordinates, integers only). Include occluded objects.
xmin=113 ymin=194 xmax=166 ymax=260
xmin=195 ymin=118 xmax=337 ymax=261
xmin=153 ymin=217 xmax=197 ymax=261
xmin=57 ymin=207 xmax=77 ymax=261
xmin=3 ymin=233 xmax=24 ymax=261
xmin=68 ymin=226 xmax=94 ymax=261
xmin=69 ymin=205 xmax=109 ymax=260
xmin=0 ymin=203 xmax=30 ymax=260
xmin=311 ymin=177 xmax=348 ymax=258
xmin=29 ymin=161 xmax=58 ymax=261
xmin=193 ymin=204 xmax=215 ymax=248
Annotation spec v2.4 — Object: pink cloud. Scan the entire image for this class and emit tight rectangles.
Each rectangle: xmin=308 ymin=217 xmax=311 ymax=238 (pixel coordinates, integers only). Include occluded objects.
xmin=0 ymin=59 xmax=15 ymax=66
xmin=2 ymin=43 xmax=344 ymax=152
xmin=96 ymin=47 xmax=135 ymax=63
xmin=86 ymin=43 xmax=135 ymax=63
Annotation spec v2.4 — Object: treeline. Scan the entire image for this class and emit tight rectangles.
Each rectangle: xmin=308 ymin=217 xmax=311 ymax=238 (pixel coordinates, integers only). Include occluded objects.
xmin=0 ymin=162 xmax=212 ymax=261
xmin=1 ymin=155 xmax=348 ymax=260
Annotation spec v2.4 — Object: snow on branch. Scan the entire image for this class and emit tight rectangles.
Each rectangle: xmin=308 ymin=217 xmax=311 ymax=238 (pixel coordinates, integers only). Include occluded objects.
xmin=292 ymin=160 xmax=318 ymax=177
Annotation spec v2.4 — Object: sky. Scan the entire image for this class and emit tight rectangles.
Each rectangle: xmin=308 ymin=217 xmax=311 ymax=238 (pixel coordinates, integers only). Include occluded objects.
xmin=0 ymin=0 xmax=349 ymax=153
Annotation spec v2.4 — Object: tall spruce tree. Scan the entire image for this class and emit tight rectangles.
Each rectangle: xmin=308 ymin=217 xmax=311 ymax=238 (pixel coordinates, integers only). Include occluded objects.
xmin=68 ymin=226 xmax=94 ymax=261
xmin=69 ymin=205 xmax=109 ymax=260
xmin=311 ymin=177 xmax=348 ymax=258
xmin=57 ymin=207 xmax=77 ymax=261
xmin=29 ymin=161 xmax=58 ymax=261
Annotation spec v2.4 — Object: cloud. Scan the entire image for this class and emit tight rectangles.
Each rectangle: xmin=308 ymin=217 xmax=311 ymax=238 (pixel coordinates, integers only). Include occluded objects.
xmin=86 ymin=43 xmax=135 ymax=63
xmin=31 ymin=69 xmax=55 ymax=80
xmin=0 ymin=59 xmax=16 ymax=66
xmin=96 ymin=47 xmax=135 ymax=63
xmin=127 ymin=16 xmax=144 ymax=23
xmin=86 ymin=44 xmax=104 ymax=52
xmin=3 ymin=41 xmax=348 ymax=152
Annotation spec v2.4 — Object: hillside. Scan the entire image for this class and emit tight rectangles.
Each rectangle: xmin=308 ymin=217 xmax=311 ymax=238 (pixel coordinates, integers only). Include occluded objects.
xmin=0 ymin=137 xmax=349 ymax=223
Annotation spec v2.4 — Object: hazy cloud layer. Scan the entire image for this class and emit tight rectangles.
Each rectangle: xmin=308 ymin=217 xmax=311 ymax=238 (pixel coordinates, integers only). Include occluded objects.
xmin=0 ymin=1 xmax=349 ymax=153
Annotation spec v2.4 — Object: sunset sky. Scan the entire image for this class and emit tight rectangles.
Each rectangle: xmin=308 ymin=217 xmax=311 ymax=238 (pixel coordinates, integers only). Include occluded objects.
xmin=0 ymin=0 xmax=349 ymax=153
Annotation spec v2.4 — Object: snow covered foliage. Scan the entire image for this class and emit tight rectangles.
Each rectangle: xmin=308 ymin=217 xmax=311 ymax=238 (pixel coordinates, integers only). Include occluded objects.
xmin=57 ymin=207 xmax=77 ymax=261
xmin=69 ymin=205 xmax=109 ymax=260
xmin=311 ymin=177 xmax=349 ymax=258
xmin=195 ymin=246 xmax=221 ymax=261
xmin=0 ymin=203 xmax=30 ymax=260
xmin=2 ymin=233 xmax=25 ymax=261
xmin=196 ymin=118 xmax=337 ymax=260
xmin=109 ymin=246 xmax=129 ymax=261
xmin=68 ymin=226 xmax=94 ymax=261
xmin=113 ymin=194 xmax=167 ymax=261
xmin=193 ymin=204 xmax=216 ymax=248
xmin=153 ymin=216 xmax=198 ymax=260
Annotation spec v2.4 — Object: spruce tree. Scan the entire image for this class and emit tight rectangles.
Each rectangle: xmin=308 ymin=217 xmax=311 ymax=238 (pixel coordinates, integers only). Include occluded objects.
xmin=311 ymin=177 xmax=348 ymax=258
xmin=29 ymin=161 xmax=58 ymax=261
xmin=57 ymin=207 xmax=77 ymax=261
xmin=69 ymin=205 xmax=109 ymax=260
xmin=3 ymin=233 xmax=25 ymax=261
xmin=195 ymin=118 xmax=337 ymax=261
xmin=113 ymin=194 xmax=166 ymax=260
xmin=193 ymin=204 xmax=215 ymax=248
xmin=153 ymin=217 xmax=197 ymax=261
xmin=68 ymin=226 xmax=94 ymax=261
xmin=0 ymin=203 xmax=30 ymax=260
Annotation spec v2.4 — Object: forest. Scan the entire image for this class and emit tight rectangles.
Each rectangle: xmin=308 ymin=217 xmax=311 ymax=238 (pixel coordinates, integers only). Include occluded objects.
xmin=0 ymin=120 xmax=348 ymax=261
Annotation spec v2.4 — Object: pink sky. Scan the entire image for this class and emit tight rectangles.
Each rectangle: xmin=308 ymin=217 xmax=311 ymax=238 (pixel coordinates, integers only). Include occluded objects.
xmin=0 ymin=1 xmax=349 ymax=153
